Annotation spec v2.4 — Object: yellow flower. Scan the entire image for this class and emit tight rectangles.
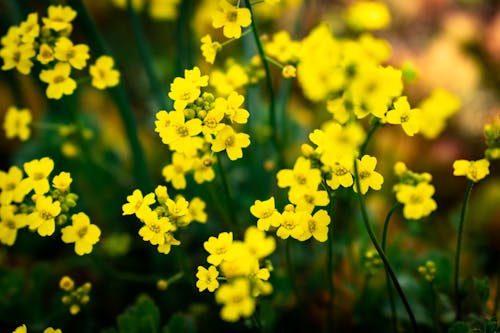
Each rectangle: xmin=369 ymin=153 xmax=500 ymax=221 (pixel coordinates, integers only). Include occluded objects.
xmin=297 ymin=209 xmax=331 ymax=242
xmin=418 ymin=89 xmax=460 ymax=139
xmin=0 ymin=206 xmax=28 ymax=246
xmin=453 ymin=159 xmax=490 ymax=182
xmin=385 ymin=96 xmax=421 ymax=136
xmin=184 ymin=66 xmax=209 ymax=88
xmin=276 ymin=210 xmax=306 ymax=240
xmin=289 ymin=187 xmax=329 ymax=213
xmin=122 ymin=189 xmax=156 ymax=219
xmin=0 ymin=166 xmax=29 ymax=204
xmin=156 ymin=232 xmax=181 ymax=254
xmin=61 ymin=212 xmax=101 ymax=255
xmin=212 ymin=1 xmax=252 ymax=39
xmin=204 ymin=231 xmax=233 ymax=266
xmin=345 ymin=1 xmax=391 ymax=31
xmin=243 ymin=226 xmax=276 ymax=259
xmin=211 ymin=126 xmax=250 ymax=160
xmin=59 ymin=275 xmax=75 ymax=291
xmin=19 ymin=13 xmax=40 ymax=43
xmin=89 ymin=55 xmax=121 ymax=89
xmin=3 ymin=106 xmax=32 ymax=141
xmin=162 ymin=152 xmax=193 ymax=189
xmin=395 ymin=183 xmax=437 ymax=220
xmin=149 ymin=0 xmax=181 ymax=20
xmin=0 ymin=43 xmax=36 ymax=74
xmin=42 ymin=5 xmax=77 ymax=31
xmin=326 ymin=159 xmax=354 ymax=190
xmin=22 ymin=157 xmax=54 ymax=194
xmin=192 ymin=154 xmax=216 ymax=184
xmin=165 ymin=196 xmax=189 ymax=217
xmin=43 ymin=328 xmax=62 ymax=333
xmin=282 ymin=65 xmax=296 ymax=78
xmin=37 ymin=43 xmax=55 ymax=65
xmin=29 ymin=195 xmax=61 ymax=236
xmin=200 ymin=34 xmax=221 ymax=64
xmin=276 ymin=156 xmax=321 ymax=190
xmin=215 ymin=278 xmax=255 ymax=321
xmin=250 ymin=197 xmax=282 ymax=231
xmin=354 ymin=155 xmax=384 ymax=194
xmin=138 ymin=210 xmax=173 ymax=245
xmin=214 ymin=92 xmax=249 ymax=124
xmin=168 ymin=77 xmax=200 ymax=111
xmin=196 ymin=265 xmax=220 ymax=292
xmin=54 ymin=37 xmax=90 ymax=70
xmin=39 ymin=62 xmax=77 ymax=99
xmin=155 ymin=110 xmax=203 ymax=156
xmin=52 ymin=171 xmax=73 ymax=192
xmin=12 ymin=325 xmax=27 ymax=333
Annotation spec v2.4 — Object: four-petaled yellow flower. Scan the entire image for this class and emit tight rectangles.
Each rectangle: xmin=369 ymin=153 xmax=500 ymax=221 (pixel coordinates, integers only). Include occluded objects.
xmin=204 ymin=231 xmax=233 ymax=265
xmin=90 ymin=55 xmax=120 ymax=89
xmin=42 ymin=5 xmax=77 ymax=31
xmin=138 ymin=210 xmax=173 ymax=245
xmin=39 ymin=62 xmax=77 ymax=100
xmin=0 ymin=206 xmax=28 ymax=246
xmin=354 ymin=155 xmax=384 ymax=194
xmin=453 ymin=159 xmax=490 ymax=183
xmin=196 ymin=265 xmax=220 ymax=292
xmin=212 ymin=1 xmax=252 ymax=39
xmin=386 ymin=96 xmax=420 ymax=136
xmin=211 ymin=126 xmax=250 ymax=160
xmin=22 ymin=157 xmax=54 ymax=194
xmin=61 ymin=212 xmax=101 ymax=255
xmin=0 ymin=43 xmax=36 ymax=74
xmin=250 ymin=197 xmax=282 ymax=231
xmin=395 ymin=183 xmax=437 ymax=220
xmin=54 ymin=37 xmax=90 ymax=70
xmin=29 ymin=195 xmax=61 ymax=236
xmin=215 ymin=278 xmax=255 ymax=322
xmin=3 ymin=106 xmax=32 ymax=141
xmin=122 ymin=189 xmax=156 ymax=219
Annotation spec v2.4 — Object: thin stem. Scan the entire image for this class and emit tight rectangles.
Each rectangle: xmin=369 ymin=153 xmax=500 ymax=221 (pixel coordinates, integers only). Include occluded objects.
xmin=382 ymin=202 xmax=402 ymax=332
xmin=322 ymin=182 xmax=335 ymax=332
xmin=353 ymin=160 xmax=418 ymax=333
xmin=221 ymin=28 xmax=253 ymax=47
xmin=166 ymin=271 xmax=184 ymax=286
xmin=243 ymin=0 xmax=282 ymax=164
xmin=127 ymin=0 xmax=168 ymax=109
xmin=216 ymin=157 xmax=240 ymax=233
xmin=73 ymin=0 xmax=152 ymax=191
xmin=286 ymin=238 xmax=299 ymax=302
xmin=252 ymin=312 xmax=264 ymax=332
xmin=265 ymin=56 xmax=284 ymax=69
xmin=359 ymin=119 xmax=382 ymax=156
xmin=454 ymin=179 xmax=474 ymax=320
xmin=430 ymin=282 xmax=442 ymax=333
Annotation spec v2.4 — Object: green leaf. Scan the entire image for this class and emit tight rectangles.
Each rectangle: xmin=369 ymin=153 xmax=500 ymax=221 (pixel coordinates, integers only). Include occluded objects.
xmin=117 ymin=294 xmax=160 ymax=333
xmin=448 ymin=321 xmax=469 ymax=333
xmin=163 ymin=313 xmax=197 ymax=333
xmin=474 ymin=277 xmax=490 ymax=304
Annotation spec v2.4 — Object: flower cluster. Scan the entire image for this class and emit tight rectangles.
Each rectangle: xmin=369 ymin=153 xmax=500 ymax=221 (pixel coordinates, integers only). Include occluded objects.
xmin=484 ymin=117 xmax=500 ymax=160
xmin=196 ymin=227 xmax=274 ymax=322
xmin=155 ymin=66 xmax=251 ymax=189
xmin=0 ymin=157 xmax=100 ymax=255
xmin=418 ymin=260 xmax=437 ymax=282
xmin=0 ymin=5 xmax=120 ymax=99
xmin=59 ymin=276 xmax=92 ymax=315
xmin=393 ymin=162 xmax=437 ymax=220
xmin=122 ymin=186 xmax=207 ymax=254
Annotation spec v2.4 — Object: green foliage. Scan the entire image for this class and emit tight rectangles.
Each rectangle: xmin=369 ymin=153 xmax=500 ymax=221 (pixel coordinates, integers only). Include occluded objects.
xmin=116 ymin=295 xmax=161 ymax=333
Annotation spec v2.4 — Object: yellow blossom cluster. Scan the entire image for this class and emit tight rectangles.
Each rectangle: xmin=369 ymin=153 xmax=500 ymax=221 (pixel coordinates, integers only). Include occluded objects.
xmin=0 ymin=157 xmax=100 ymax=255
xmin=393 ymin=162 xmax=437 ymax=220
xmin=155 ymin=66 xmax=252 ymax=189
xmin=418 ymin=260 xmax=437 ymax=282
xmin=59 ymin=276 xmax=92 ymax=315
xmin=122 ymin=186 xmax=207 ymax=254
xmin=196 ymin=227 xmax=274 ymax=322
xmin=0 ymin=5 xmax=120 ymax=99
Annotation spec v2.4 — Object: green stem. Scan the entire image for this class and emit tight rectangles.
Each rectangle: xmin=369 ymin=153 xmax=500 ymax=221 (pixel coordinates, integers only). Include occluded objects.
xmin=73 ymin=0 xmax=152 ymax=192
xmin=126 ymin=0 xmax=168 ymax=109
xmin=354 ymin=160 xmax=418 ymax=333
xmin=286 ymin=238 xmax=299 ymax=302
xmin=430 ymin=282 xmax=442 ymax=333
xmin=166 ymin=271 xmax=184 ymax=285
xmin=382 ymin=202 xmax=402 ymax=332
xmin=495 ymin=262 xmax=500 ymax=316
xmin=221 ymin=28 xmax=253 ymax=47
xmin=265 ymin=56 xmax=284 ymax=69
xmin=216 ymin=157 xmax=240 ymax=233
xmin=243 ymin=0 xmax=281 ymax=162
xmin=454 ymin=179 xmax=474 ymax=320
xmin=322 ymin=182 xmax=335 ymax=331
xmin=359 ymin=119 xmax=381 ymax=156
